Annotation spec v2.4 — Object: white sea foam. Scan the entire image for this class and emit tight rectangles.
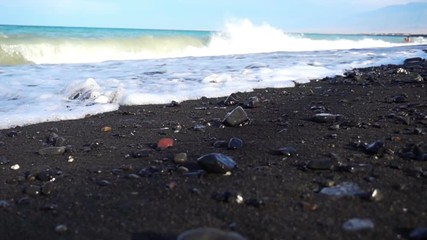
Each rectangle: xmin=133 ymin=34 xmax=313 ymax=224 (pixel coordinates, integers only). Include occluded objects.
xmin=0 ymin=21 xmax=426 ymax=129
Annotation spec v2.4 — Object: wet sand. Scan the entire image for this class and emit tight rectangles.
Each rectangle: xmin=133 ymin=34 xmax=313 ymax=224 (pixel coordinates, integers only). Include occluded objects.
xmin=0 ymin=56 xmax=426 ymax=240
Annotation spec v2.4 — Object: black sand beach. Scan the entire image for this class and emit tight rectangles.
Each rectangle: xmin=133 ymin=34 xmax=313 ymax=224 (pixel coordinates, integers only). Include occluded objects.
xmin=0 ymin=56 xmax=426 ymax=240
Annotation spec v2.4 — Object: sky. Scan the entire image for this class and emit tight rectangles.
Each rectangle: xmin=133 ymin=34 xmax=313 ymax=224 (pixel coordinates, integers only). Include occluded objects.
xmin=0 ymin=0 xmax=426 ymax=32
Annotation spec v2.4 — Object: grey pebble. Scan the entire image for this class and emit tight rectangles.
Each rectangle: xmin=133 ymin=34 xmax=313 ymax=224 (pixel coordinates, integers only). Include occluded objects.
xmin=38 ymin=146 xmax=66 ymax=156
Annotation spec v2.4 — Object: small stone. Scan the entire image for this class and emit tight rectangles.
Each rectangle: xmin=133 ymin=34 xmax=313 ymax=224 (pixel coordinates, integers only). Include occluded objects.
xmin=365 ymin=140 xmax=384 ymax=154
xmin=307 ymin=159 xmax=334 ymax=170
xmin=157 ymin=138 xmax=175 ymax=149
xmin=96 ymin=179 xmax=112 ymax=186
xmin=38 ymin=146 xmax=66 ymax=156
xmin=312 ymin=113 xmax=341 ymax=123
xmin=101 ymin=126 xmax=112 ymax=132
xmin=273 ymin=147 xmax=297 ymax=157
xmin=25 ymin=184 xmax=41 ymax=196
xmin=55 ymin=224 xmax=68 ymax=233
xmin=0 ymin=200 xmax=10 ymax=208
xmin=132 ymin=149 xmax=151 ymax=158
xmin=10 ymin=164 xmax=20 ymax=170
xmin=0 ymin=156 xmax=10 ymax=165
xmin=213 ymin=191 xmax=244 ymax=204
xmin=243 ymin=96 xmax=261 ymax=108
xmin=67 ymin=155 xmax=75 ymax=162
xmin=358 ymin=189 xmax=384 ymax=202
xmin=342 ymin=218 xmax=374 ymax=231
xmin=37 ymin=170 xmax=56 ymax=182
xmin=320 ymin=182 xmax=364 ymax=197
xmin=174 ymin=153 xmax=188 ymax=163
xmin=177 ymin=227 xmax=246 ymax=240
xmin=222 ymin=106 xmax=250 ymax=127
xmin=223 ymin=94 xmax=239 ymax=106
xmin=227 ymin=137 xmax=244 ymax=150
xmin=409 ymin=227 xmax=427 ymax=239
xmin=126 ymin=173 xmax=141 ymax=179
xmin=197 ymin=153 xmax=236 ymax=174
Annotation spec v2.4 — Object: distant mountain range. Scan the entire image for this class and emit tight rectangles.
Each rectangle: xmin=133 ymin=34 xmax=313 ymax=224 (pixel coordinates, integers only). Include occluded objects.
xmin=344 ymin=2 xmax=427 ymax=34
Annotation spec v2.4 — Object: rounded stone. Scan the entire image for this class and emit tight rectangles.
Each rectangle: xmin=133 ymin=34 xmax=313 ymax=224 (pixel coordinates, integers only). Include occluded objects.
xmin=174 ymin=153 xmax=188 ymax=163
xmin=157 ymin=138 xmax=175 ymax=149
xmin=38 ymin=146 xmax=66 ymax=156
xmin=177 ymin=227 xmax=246 ymax=240
xmin=197 ymin=153 xmax=237 ymax=174
xmin=222 ymin=106 xmax=250 ymax=127
xmin=228 ymin=138 xmax=244 ymax=150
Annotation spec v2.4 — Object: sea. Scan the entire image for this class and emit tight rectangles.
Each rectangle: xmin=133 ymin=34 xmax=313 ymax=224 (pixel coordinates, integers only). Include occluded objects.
xmin=1 ymin=19 xmax=427 ymax=129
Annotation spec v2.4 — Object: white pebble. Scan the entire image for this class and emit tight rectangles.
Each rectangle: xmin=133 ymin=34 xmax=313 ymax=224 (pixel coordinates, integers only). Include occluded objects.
xmin=10 ymin=164 xmax=20 ymax=170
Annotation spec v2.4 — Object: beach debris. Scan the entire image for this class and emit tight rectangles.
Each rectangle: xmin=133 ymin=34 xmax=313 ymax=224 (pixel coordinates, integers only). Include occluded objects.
xmin=243 ymin=96 xmax=261 ymax=108
xmin=38 ymin=146 xmax=67 ymax=156
xmin=222 ymin=106 xmax=250 ymax=127
xmin=173 ymin=152 xmax=188 ymax=163
xmin=197 ymin=153 xmax=236 ymax=174
xmin=157 ymin=138 xmax=175 ymax=149
xmin=342 ymin=218 xmax=374 ymax=231
xmin=177 ymin=227 xmax=247 ymax=240
xmin=311 ymin=113 xmax=341 ymax=123
xmin=319 ymin=182 xmax=364 ymax=197
xmin=409 ymin=227 xmax=427 ymax=239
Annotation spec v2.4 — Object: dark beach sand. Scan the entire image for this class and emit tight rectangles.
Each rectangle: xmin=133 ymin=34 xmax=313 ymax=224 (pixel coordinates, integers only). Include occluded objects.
xmin=0 ymin=56 xmax=426 ymax=240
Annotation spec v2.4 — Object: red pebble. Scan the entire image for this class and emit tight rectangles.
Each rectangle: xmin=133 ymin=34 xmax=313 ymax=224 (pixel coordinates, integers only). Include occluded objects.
xmin=157 ymin=138 xmax=175 ymax=149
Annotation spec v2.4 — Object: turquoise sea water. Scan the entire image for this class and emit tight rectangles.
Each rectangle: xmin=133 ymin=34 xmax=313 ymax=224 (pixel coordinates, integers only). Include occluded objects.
xmin=0 ymin=20 xmax=426 ymax=129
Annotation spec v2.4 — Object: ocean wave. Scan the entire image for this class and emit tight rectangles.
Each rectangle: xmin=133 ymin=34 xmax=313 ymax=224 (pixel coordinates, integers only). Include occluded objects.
xmin=1 ymin=20 xmax=425 ymax=65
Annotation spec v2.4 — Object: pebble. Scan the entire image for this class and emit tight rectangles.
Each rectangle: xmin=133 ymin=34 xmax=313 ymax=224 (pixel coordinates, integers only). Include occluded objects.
xmin=273 ymin=146 xmax=297 ymax=157
xmin=358 ymin=189 xmax=384 ymax=202
xmin=54 ymin=224 xmax=68 ymax=233
xmin=409 ymin=227 xmax=427 ymax=239
xmin=342 ymin=218 xmax=374 ymax=231
xmin=37 ymin=170 xmax=56 ymax=182
xmin=174 ymin=153 xmax=188 ymax=163
xmin=228 ymin=137 xmax=244 ymax=150
xmin=38 ymin=146 xmax=67 ymax=156
xmin=307 ymin=159 xmax=335 ymax=170
xmin=243 ymin=96 xmax=261 ymax=108
xmin=212 ymin=191 xmax=244 ymax=204
xmin=365 ymin=140 xmax=385 ymax=154
xmin=0 ymin=156 xmax=10 ymax=165
xmin=132 ymin=149 xmax=151 ymax=158
xmin=25 ymin=184 xmax=41 ymax=196
xmin=10 ymin=164 xmax=20 ymax=170
xmin=223 ymin=94 xmax=239 ymax=106
xmin=101 ymin=126 xmax=112 ymax=132
xmin=177 ymin=227 xmax=247 ymax=240
xmin=0 ymin=200 xmax=10 ymax=208
xmin=157 ymin=138 xmax=175 ymax=149
xmin=197 ymin=153 xmax=237 ymax=174
xmin=222 ymin=106 xmax=250 ymax=127
xmin=312 ymin=113 xmax=341 ymax=123
xmin=320 ymin=182 xmax=364 ymax=197
xmin=96 ymin=179 xmax=112 ymax=186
